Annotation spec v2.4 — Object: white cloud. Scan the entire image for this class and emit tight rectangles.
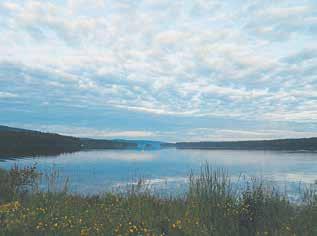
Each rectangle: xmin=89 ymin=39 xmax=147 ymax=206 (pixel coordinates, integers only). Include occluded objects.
xmin=0 ymin=91 xmax=18 ymax=98
xmin=258 ymin=6 xmax=311 ymax=19
xmin=1 ymin=2 xmax=20 ymax=11
xmin=0 ymin=0 xmax=316 ymax=140
xmin=183 ymin=128 xmax=317 ymax=142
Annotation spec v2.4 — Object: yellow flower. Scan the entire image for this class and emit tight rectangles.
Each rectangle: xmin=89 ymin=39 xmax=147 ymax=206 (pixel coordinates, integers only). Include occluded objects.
xmin=14 ymin=201 xmax=21 ymax=208
xmin=0 ymin=201 xmax=21 ymax=213
xmin=80 ymin=228 xmax=89 ymax=236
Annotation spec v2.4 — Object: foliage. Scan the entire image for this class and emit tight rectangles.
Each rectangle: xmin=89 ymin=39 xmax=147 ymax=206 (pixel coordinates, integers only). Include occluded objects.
xmin=0 ymin=126 xmax=82 ymax=158
xmin=0 ymin=125 xmax=137 ymax=159
xmin=0 ymin=165 xmax=316 ymax=235
xmin=177 ymin=138 xmax=317 ymax=151
xmin=0 ymin=165 xmax=40 ymax=203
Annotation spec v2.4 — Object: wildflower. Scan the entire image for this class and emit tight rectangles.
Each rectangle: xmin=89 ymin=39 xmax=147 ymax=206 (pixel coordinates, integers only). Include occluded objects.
xmin=0 ymin=201 xmax=21 ymax=213
xmin=81 ymin=228 xmax=89 ymax=236
xmin=36 ymin=222 xmax=44 ymax=230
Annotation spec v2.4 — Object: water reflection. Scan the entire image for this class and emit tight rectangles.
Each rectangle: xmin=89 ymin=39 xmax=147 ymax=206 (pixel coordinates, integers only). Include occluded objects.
xmin=0 ymin=149 xmax=316 ymax=196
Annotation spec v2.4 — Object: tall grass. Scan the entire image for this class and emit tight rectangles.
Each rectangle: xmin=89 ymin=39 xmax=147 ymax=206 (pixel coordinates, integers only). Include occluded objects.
xmin=0 ymin=164 xmax=316 ymax=235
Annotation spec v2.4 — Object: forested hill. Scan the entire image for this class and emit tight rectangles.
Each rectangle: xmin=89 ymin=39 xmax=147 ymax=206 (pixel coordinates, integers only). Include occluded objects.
xmin=0 ymin=125 xmax=81 ymax=158
xmin=1 ymin=124 xmax=317 ymax=158
xmin=0 ymin=125 xmax=136 ymax=158
xmin=176 ymin=138 xmax=317 ymax=151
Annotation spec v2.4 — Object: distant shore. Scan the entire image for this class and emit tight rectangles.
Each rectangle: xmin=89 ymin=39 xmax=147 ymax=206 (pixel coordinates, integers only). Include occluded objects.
xmin=1 ymin=125 xmax=317 ymax=159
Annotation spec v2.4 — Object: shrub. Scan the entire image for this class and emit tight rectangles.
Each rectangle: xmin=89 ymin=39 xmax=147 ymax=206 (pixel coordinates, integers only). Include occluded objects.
xmin=0 ymin=165 xmax=40 ymax=203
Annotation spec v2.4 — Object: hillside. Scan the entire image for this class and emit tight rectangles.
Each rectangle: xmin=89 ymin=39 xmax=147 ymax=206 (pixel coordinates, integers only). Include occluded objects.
xmin=0 ymin=126 xmax=82 ymax=158
xmin=0 ymin=126 xmax=136 ymax=158
xmin=80 ymin=138 xmax=137 ymax=150
xmin=176 ymin=138 xmax=317 ymax=151
xmin=1 ymin=125 xmax=317 ymax=159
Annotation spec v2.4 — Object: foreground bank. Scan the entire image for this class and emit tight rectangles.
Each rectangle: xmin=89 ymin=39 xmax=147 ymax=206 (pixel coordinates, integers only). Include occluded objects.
xmin=0 ymin=165 xmax=316 ymax=236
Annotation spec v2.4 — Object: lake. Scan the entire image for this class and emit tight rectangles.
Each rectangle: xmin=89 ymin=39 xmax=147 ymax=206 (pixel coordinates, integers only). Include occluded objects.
xmin=1 ymin=149 xmax=317 ymax=198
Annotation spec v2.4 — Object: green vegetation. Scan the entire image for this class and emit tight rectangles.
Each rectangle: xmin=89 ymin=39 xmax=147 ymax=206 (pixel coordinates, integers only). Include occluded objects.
xmin=0 ymin=125 xmax=137 ymax=159
xmin=0 ymin=165 xmax=316 ymax=236
xmin=176 ymin=138 xmax=317 ymax=151
xmin=2 ymin=125 xmax=317 ymax=160
xmin=0 ymin=129 xmax=82 ymax=158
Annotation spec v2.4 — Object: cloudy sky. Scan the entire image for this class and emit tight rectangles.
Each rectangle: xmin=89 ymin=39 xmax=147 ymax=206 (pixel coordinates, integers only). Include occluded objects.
xmin=1 ymin=0 xmax=317 ymax=141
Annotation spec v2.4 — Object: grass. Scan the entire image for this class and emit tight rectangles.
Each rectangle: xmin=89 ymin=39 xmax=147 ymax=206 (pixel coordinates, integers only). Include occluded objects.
xmin=0 ymin=164 xmax=316 ymax=235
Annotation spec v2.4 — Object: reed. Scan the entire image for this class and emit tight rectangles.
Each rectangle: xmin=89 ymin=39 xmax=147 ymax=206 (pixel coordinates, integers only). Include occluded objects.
xmin=0 ymin=164 xmax=316 ymax=235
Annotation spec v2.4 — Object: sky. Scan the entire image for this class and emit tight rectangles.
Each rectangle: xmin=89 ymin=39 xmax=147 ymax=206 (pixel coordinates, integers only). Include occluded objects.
xmin=0 ymin=0 xmax=317 ymax=142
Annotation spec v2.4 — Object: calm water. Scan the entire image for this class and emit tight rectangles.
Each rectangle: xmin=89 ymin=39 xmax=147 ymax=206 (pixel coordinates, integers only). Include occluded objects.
xmin=1 ymin=149 xmax=317 ymax=197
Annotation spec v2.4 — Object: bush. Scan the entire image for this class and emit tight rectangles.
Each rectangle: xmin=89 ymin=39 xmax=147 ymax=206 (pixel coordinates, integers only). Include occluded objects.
xmin=0 ymin=164 xmax=316 ymax=235
xmin=0 ymin=165 xmax=40 ymax=203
